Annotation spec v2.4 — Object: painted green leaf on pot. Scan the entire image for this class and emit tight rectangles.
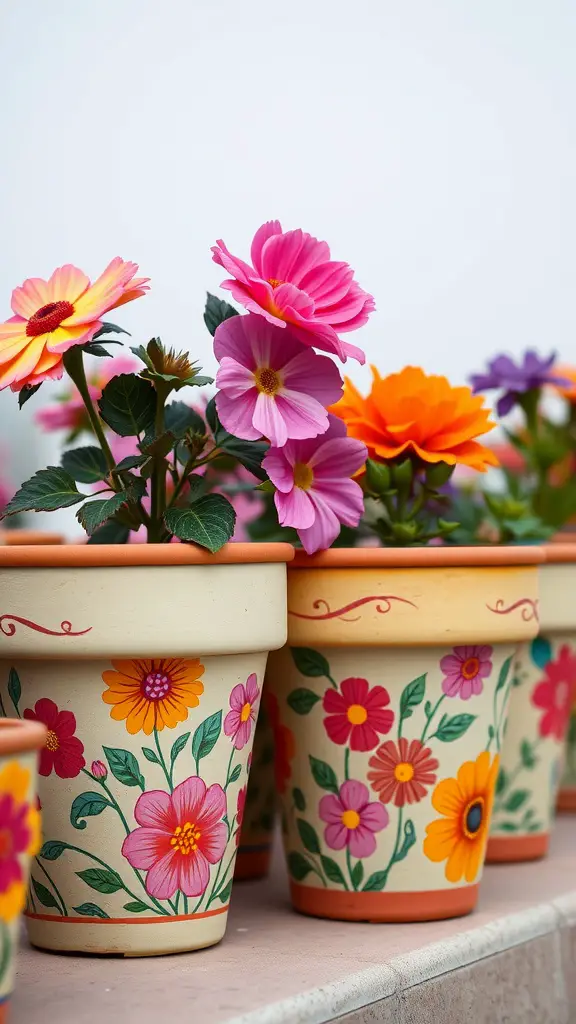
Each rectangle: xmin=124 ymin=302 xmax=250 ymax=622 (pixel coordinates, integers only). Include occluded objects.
xmin=191 ymin=712 xmax=222 ymax=765
xmin=399 ymin=674 xmax=426 ymax=721
xmin=504 ymin=790 xmax=530 ymax=812
xmin=291 ymin=648 xmax=331 ymax=679
xmin=530 ymin=637 xmax=552 ymax=670
xmin=123 ymin=901 xmax=149 ymax=913
xmin=351 ymin=861 xmax=364 ymax=889
xmin=72 ymin=903 xmax=110 ymax=919
xmin=297 ymin=818 xmax=321 ymax=855
xmin=287 ymin=852 xmax=313 ymax=882
xmin=170 ymin=731 xmax=191 ymax=771
xmin=320 ymin=856 xmax=346 ymax=886
xmin=217 ymin=880 xmax=233 ymax=904
xmin=362 ymin=871 xmax=388 ymax=892
xmin=103 ymin=746 xmax=145 ymax=789
xmin=394 ymin=819 xmax=416 ymax=863
xmin=496 ymin=821 xmax=519 ymax=832
xmin=495 ymin=768 xmax=507 ymax=796
xmin=228 ymin=764 xmax=242 ymax=785
xmin=520 ymin=740 xmax=537 ymax=769
xmin=77 ymin=868 xmax=123 ymax=894
xmin=495 ymin=655 xmax=514 ymax=693
xmin=142 ymin=747 xmax=160 ymax=764
xmin=70 ymin=792 xmax=113 ymax=830
xmin=309 ymin=755 xmax=339 ymax=795
xmin=7 ymin=668 xmax=21 ymax=712
xmin=528 ymin=821 xmax=543 ymax=832
xmin=287 ymin=688 xmax=321 ymax=715
xmin=434 ymin=714 xmax=476 ymax=742
xmin=292 ymin=787 xmax=306 ymax=812
xmin=40 ymin=840 xmax=67 ymax=861
xmin=31 ymin=878 xmax=60 ymax=909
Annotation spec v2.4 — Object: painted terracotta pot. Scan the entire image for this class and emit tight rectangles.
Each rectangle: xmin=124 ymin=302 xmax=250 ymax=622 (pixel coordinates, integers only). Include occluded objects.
xmin=0 ymin=718 xmax=46 ymax=1021
xmin=0 ymin=531 xmax=63 ymax=546
xmin=488 ymin=545 xmax=576 ymax=859
xmin=269 ymin=546 xmax=543 ymax=923
xmin=0 ymin=542 xmax=292 ymax=956
xmin=234 ymin=701 xmax=276 ymax=881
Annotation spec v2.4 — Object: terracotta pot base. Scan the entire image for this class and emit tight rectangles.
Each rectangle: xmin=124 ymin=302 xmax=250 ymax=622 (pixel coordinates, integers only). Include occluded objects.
xmin=557 ymin=788 xmax=576 ymax=812
xmin=486 ymin=832 xmax=549 ymax=863
xmin=290 ymin=882 xmax=479 ymax=923
xmin=0 ymin=1001 xmax=7 ymax=1023
xmin=234 ymin=846 xmax=272 ymax=881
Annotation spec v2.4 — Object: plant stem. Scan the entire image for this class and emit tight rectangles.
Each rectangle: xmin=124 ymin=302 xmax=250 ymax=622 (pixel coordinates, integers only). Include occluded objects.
xmin=63 ymin=843 xmax=168 ymax=916
xmin=149 ymin=393 xmax=167 ymax=542
xmin=0 ymin=693 xmax=6 ymax=718
xmin=63 ymin=347 xmax=117 ymax=476
xmin=223 ymin=746 xmax=236 ymax=792
xmin=34 ymin=857 xmax=67 ymax=916
xmin=154 ymin=728 xmax=173 ymax=792
xmin=344 ymin=747 xmax=350 ymax=781
xmin=344 ymin=848 xmax=354 ymax=891
xmin=420 ymin=696 xmax=445 ymax=744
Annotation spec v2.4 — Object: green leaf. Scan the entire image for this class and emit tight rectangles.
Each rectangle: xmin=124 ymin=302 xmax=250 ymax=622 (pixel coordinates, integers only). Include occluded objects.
xmin=291 ymin=648 xmax=331 ymax=679
xmin=31 ymin=877 xmax=59 ymax=909
xmin=434 ymin=714 xmax=476 ymax=743
xmin=504 ymin=790 xmax=530 ymax=812
xmin=495 ymin=768 xmax=507 ymax=796
xmin=114 ymin=454 xmax=148 ymax=472
xmin=530 ymin=637 xmax=552 ymax=670
xmin=217 ymin=880 xmax=233 ymax=904
xmin=77 ymin=868 xmax=123 ymax=894
xmin=287 ymin=851 xmax=313 ymax=882
xmin=292 ymin=787 xmax=306 ymax=812
xmin=394 ymin=819 xmax=416 ymax=863
xmin=229 ymin=764 xmax=242 ymax=784
xmin=309 ymin=755 xmax=339 ymax=795
xmin=191 ymin=711 xmax=222 ymax=764
xmin=139 ymin=430 xmax=175 ymax=458
xmin=362 ymin=871 xmax=388 ymax=892
xmin=496 ymin=655 xmax=513 ymax=694
xmin=520 ymin=740 xmax=537 ymax=769
xmin=170 ymin=731 xmax=191 ymax=770
xmin=76 ymin=491 xmax=134 ymax=536
xmin=92 ymin=321 xmax=130 ymax=340
xmin=103 ymin=746 xmax=144 ymax=789
xmin=351 ymin=861 xmax=364 ymax=889
xmin=83 ymin=342 xmax=115 ymax=358
xmin=98 ymin=374 xmax=156 ymax=437
xmin=3 ymin=466 xmax=83 ymax=516
xmin=87 ymin=521 xmax=131 ymax=545
xmin=496 ymin=821 xmax=519 ymax=832
xmin=123 ymin=901 xmax=150 ymax=913
xmin=18 ymin=382 xmax=42 ymax=408
xmin=164 ymin=494 xmax=236 ymax=552
xmin=72 ymin=902 xmax=110 ymax=919
xmin=70 ymin=792 xmax=113 ymax=830
xmin=287 ymin=688 xmax=321 ymax=715
xmin=62 ymin=446 xmax=109 ymax=484
xmin=164 ymin=402 xmax=206 ymax=438
xmin=204 ymin=292 xmax=239 ymax=336
xmin=7 ymin=667 xmax=21 ymax=711
xmin=320 ymin=856 xmax=346 ymax=886
xmin=399 ymin=674 xmax=426 ymax=721
xmin=40 ymin=840 xmax=67 ymax=861
xmin=216 ymin=435 xmax=269 ymax=481
xmin=296 ymin=818 xmax=321 ymax=854
xmin=142 ymin=747 xmax=160 ymax=764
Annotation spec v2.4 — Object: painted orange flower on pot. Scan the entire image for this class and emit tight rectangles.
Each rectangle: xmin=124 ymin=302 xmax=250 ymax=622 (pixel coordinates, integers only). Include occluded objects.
xmin=368 ymin=737 xmax=439 ymax=807
xmin=101 ymin=658 xmax=205 ymax=735
xmin=423 ymin=751 xmax=499 ymax=883
xmin=331 ymin=365 xmax=499 ymax=471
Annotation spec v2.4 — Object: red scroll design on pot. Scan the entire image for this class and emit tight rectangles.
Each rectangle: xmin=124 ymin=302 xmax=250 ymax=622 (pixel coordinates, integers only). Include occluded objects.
xmin=0 ymin=615 xmax=92 ymax=638
xmin=486 ymin=598 xmax=539 ymax=624
xmin=289 ymin=595 xmax=417 ymax=624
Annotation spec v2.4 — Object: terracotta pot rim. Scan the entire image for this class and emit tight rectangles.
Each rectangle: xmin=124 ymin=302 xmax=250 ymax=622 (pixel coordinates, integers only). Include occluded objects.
xmin=290 ymin=545 xmax=545 ymax=570
xmin=0 ymin=530 xmax=63 ymax=546
xmin=0 ymin=542 xmax=294 ymax=568
xmin=543 ymin=543 xmax=576 ymax=564
xmin=0 ymin=718 xmax=47 ymax=755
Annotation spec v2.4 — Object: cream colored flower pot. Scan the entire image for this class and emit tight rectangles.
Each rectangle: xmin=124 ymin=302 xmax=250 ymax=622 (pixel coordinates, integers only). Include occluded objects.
xmin=488 ymin=546 xmax=576 ymax=860
xmin=0 ymin=543 xmax=292 ymax=956
xmin=269 ymin=547 xmax=543 ymax=923
xmin=0 ymin=718 xmax=45 ymax=1021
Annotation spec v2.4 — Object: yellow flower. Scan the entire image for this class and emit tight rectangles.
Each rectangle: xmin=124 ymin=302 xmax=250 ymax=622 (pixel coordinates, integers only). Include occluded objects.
xmin=102 ymin=658 xmax=205 ymax=735
xmin=423 ymin=751 xmax=499 ymax=883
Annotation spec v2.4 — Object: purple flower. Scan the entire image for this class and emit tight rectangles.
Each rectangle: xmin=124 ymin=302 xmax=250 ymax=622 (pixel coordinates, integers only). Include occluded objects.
xmin=319 ymin=780 xmax=389 ymax=858
xmin=470 ymin=351 xmax=569 ymax=417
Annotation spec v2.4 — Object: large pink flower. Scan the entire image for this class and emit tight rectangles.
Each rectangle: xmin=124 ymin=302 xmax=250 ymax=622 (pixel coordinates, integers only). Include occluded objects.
xmin=319 ymin=780 xmax=388 ymax=858
xmin=122 ymin=776 xmax=227 ymax=900
xmin=262 ymin=414 xmax=366 ymax=553
xmin=214 ymin=314 xmax=343 ymax=447
xmin=440 ymin=645 xmax=493 ymax=700
xmin=211 ymin=221 xmax=374 ymax=363
xmin=224 ymin=673 xmax=260 ymax=749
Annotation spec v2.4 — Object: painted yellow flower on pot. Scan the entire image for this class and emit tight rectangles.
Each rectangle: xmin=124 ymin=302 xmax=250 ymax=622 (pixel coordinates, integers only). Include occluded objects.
xmin=0 ymin=760 xmax=41 ymax=921
xmin=102 ymin=659 xmax=205 ymax=735
xmin=423 ymin=751 xmax=499 ymax=883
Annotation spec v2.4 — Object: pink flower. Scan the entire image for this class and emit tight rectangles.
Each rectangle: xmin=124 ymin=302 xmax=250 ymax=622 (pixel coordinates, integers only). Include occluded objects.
xmin=235 ymin=786 xmax=247 ymax=846
xmin=214 ymin=314 xmax=343 ymax=447
xmin=440 ymin=645 xmax=493 ymax=700
xmin=262 ymin=414 xmax=366 ymax=553
xmin=323 ymin=677 xmax=394 ymax=752
xmin=319 ymin=780 xmax=388 ymax=858
xmin=532 ymin=645 xmax=576 ymax=741
xmin=211 ymin=221 xmax=374 ymax=364
xmin=224 ymin=673 xmax=260 ymax=749
xmin=121 ymin=776 xmax=227 ymax=899
xmin=91 ymin=760 xmax=108 ymax=780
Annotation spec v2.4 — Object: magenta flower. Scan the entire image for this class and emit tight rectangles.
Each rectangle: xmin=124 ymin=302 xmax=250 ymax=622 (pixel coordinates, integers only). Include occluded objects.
xmin=122 ymin=777 xmax=227 ymax=899
xmin=214 ymin=314 xmax=343 ymax=447
xmin=440 ymin=645 xmax=493 ymax=700
xmin=224 ymin=673 xmax=260 ymax=749
xmin=211 ymin=221 xmax=374 ymax=363
xmin=262 ymin=415 xmax=366 ymax=553
xmin=319 ymin=780 xmax=388 ymax=858
xmin=91 ymin=760 xmax=108 ymax=780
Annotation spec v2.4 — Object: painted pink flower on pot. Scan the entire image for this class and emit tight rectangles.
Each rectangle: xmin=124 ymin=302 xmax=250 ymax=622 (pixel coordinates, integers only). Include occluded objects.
xmin=23 ymin=698 xmax=85 ymax=778
xmin=319 ymin=780 xmax=388 ymax=858
xmin=440 ymin=645 xmax=493 ymax=700
xmin=224 ymin=673 xmax=260 ymax=749
xmin=122 ymin=777 xmax=227 ymax=899
xmin=322 ymin=677 xmax=394 ymax=752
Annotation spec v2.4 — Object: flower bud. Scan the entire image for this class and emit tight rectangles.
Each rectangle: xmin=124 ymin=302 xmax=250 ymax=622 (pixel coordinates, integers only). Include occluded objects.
xmin=91 ymin=760 xmax=108 ymax=780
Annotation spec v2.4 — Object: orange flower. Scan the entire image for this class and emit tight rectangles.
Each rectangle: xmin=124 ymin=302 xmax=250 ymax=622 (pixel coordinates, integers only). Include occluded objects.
xmin=102 ymin=658 xmax=204 ymax=735
xmin=554 ymin=366 xmax=576 ymax=402
xmin=331 ymin=366 xmax=499 ymax=471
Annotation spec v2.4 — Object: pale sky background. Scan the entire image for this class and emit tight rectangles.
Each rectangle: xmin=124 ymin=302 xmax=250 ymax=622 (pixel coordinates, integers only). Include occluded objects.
xmin=0 ymin=0 xmax=575 ymax=529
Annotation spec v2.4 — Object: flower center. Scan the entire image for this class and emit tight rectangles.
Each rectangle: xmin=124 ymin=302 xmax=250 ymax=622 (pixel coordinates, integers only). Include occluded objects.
xmin=26 ymin=300 xmax=75 ymax=337
xmin=170 ymin=821 xmax=201 ymax=856
xmin=240 ymin=701 xmax=252 ymax=722
xmin=0 ymin=828 xmax=12 ymax=859
xmin=45 ymin=730 xmax=59 ymax=752
xmin=347 ymin=704 xmax=368 ymax=726
xmin=293 ymin=462 xmax=314 ymax=491
xmin=461 ymin=657 xmax=480 ymax=680
xmin=254 ymin=366 xmax=282 ymax=396
xmin=463 ymin=798 xmax=484 ymax=838
xmin=341 ymin=809 xmax=360 ymax=830
xmin=142 ymin=671 xmax=172 ymax=701
xmin=268 ymin=278 xmax=284 ymax=289
xmin=394 ymin=761 xmax=415 ymax=783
